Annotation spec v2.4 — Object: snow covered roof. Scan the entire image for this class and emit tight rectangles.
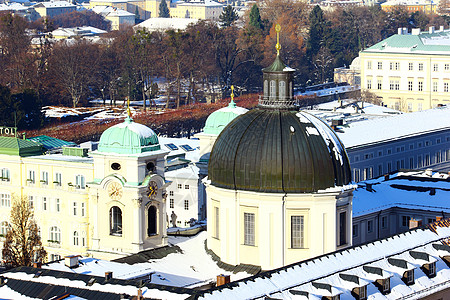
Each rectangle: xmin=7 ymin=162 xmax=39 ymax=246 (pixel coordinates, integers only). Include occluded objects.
xmin=176 ymin=0 xmax=223 ymax=7
xmin=353 ymin=171 xmax=450 ymax=217
xmin=194 ymin=224 xmax=450 ymax=299
xmin=134 ymin=17 xmax=199 ymax=32
xmin=363 ymin=28 xmax=450 ymax=55
xmin=0 ymin=3 xmax=29 ymax=11
xmin=34 ymin=1 xmax=76 ymax=8
xmin=335 ymin=105 xmax=450 ymax=148
xmin=91 ymin=5 xmax=134 ymax=17
xmin=51 ymin=26 xmax=107 ymax=37
xmin=159 ymin=137 xmax=200 ymax=163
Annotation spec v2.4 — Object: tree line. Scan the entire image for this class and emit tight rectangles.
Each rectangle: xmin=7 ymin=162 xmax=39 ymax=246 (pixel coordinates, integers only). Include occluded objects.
xmin=1 ymin=2 xmax=450 ymax=130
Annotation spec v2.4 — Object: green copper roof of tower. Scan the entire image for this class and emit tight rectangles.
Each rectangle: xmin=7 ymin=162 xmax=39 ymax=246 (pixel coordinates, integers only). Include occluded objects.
xmin=262 ymin=55 xmax=295 ymax=73
xmin=0 ymin=136 xmax=43 ymax=157
xmin=203 ymin=100 xmax=248 ymax=135
xmin=98 ymin=116 xmax=160 ymax=154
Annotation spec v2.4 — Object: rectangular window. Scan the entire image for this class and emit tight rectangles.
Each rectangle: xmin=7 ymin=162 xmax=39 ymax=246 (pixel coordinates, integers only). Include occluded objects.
xmin=360 ymin=285 xmax=367 ymax=300
xmin=75 ymin=175 xmax=85 ymax=189
xmin=1 ymin=168 xmax=10 ymax=182
xmin=408 ymin=102 xmax=413 ymax=112
xmin=81 ymin=202 xmax=85 ymax=217
xmin=377 ymin=62 xmax=382 ymax=70
xmin=409 ymin=157 xmax=414 ymax=168
xmin=41 ymin=171 xmax=48 ymax=185
xmin=184 ymin=184 xmax=189 ymax=189
xmin=406 ymin=270 xmax=414 ymax=284
xmin=169 ymin=198 xmax=174 ymax=208
xmin=339 ymin=211 xmax=347 ymax=246
xmin=419 ymin=63 xmax=423 ymax=71
xmin=418 ymin=155 xmax=423 ymax=168
xmin=214 ymin=207 xmax=219 ymax=239
xmin=1 ymin=193 xmax=11 ymax=207
xmin=28 ymin=170 xmax=35 ymax=184
xmin=169 ymin=191 xmax=174 ymax=196
xmin=429 ymin=262 xmax=436 ymax=277
xmin=377 ymin=80 xmax=382 ymax=90
xmin=43 ymin=197 xmax=47 ymax=211
xmin=352 ymin=224 xmax=358 ymax=238
xmin=408 ymin=81 xmax=413 ymax=91
xmin=402 ymin=216 xmax=411 ymax=227
xmin=177 ymin=184 xmax=182 ymax=189
xmin=378 ymin=164 xmax=383 ymax=176
xmin=73 ymin=202 xmax=77 ymax=216
xmin=387 ymin=162 xmax=392 ymax=172
xmin=54 ymin=172 xmax=62 ymax=186
xmin=408 ymin=62 xmax=413 ymax=71
xmin=353 ymin=169 xmax=360 ymax=182
xmin=367 ymin=61 xmax=372 ymax=69
xmin=29 ymin=196 xmax=34 ymax=209
xmin=381 ymin=216 xmax=387 ymax=229
xmin=244 ymin=213 xmax=255 ymax=246
xmin=291 ymin=216 xmax=305 ymax=248
xmin=367 ymin=220 xmax=373 ymax=233
xmin=367 ymin=79 xmax=372 ymax=89
xmin=433 ymin=63 xmax=438 ymax=72
xmin=56 ymin=198 xmax=60 ymax=212
xmin=433 ymin=81 xmax=438 ymax=92
xmin=418 ymin=81 xmax=423 ymax=91
xmin=418 ymin=103 xmax=423 ymax=111
xmin=425 ymin=153 xmax=430 ymax=165
xmin=445 ymin=63 xmax=449 ymax=71
xmin=184 ymin=200 xmax=189 ymax=210
xmin=428 ymin=218 xmax=436 ymax=224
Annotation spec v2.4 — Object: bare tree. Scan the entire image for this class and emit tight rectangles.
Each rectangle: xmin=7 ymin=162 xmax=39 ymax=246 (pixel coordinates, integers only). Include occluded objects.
xmin=2 ymin=194 xmax=47 ymax=268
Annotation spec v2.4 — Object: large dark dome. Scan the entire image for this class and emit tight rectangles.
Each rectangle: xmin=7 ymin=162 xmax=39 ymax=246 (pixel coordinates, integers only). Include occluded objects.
xmin=208 ymin=108 xmax=352 ymax=193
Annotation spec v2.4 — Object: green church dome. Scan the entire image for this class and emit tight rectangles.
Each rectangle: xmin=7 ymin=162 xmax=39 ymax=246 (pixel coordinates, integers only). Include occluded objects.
xmin=203 ymin=100 xmax=248 ymax=135
xmin=98 ymin=116 xmax=160 ymax=154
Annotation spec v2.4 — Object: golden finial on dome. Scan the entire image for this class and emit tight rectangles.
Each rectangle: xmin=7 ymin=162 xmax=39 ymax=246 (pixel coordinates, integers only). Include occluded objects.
xmin=127 ymin=96 xmax=131 ymax=117
xmin=275 ymin=23 xmax=281 ymax=56
xmin=231 ymin=85 xmax=234 ymax=101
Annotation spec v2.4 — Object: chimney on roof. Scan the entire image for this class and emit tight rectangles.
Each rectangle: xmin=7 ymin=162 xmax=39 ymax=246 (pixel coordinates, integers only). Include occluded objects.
xmin=412 ymin=28 xmax=421 ymax=35
xmin=105 ymin=271 xmax=113 ymax=281
xmin=437 ymin=216 xmax=444 ymax=221
xmin=33 ymin=262 xmax=42 ymax=268
xmin=398 ymin=28 xmax=402 ymax=35
xmin=65 ymin=255 xmax=79 ymax=268
xmin=429 ymin=26 xmax=435 ymax=34
xmin=402 ymin=27 xmax=407 ymax=34
xmin=384 ymin=174 xmax=390 ymax=181
xmin=425 ymin=168 xmax=433 ymax=177
xmin=409 ymin=219 xmax=422 ymax=229
xmin=0 ymin=276 xmax=5 ymax=286
xmin=430 ymin=188 xmax=436 ymax=196
xmin=216 ymin=274 xmax=230 ymax=286
xmin=137 ymin=288 xmax=143 ymax=300
xmin=440 ymin=25 xmax=444 ymax=31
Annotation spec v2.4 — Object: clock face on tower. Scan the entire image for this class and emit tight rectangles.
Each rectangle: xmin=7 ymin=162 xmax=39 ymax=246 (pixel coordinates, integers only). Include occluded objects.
xmin=107 ymin=181 xmax=123 ymax=200
xmin=147 ymin=180 xmax=158 ymax=199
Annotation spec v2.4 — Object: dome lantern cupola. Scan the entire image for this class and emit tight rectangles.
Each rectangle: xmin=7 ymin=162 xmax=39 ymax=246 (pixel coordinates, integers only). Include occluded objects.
xmin=260 ymin=24 xmax=296 ymax=109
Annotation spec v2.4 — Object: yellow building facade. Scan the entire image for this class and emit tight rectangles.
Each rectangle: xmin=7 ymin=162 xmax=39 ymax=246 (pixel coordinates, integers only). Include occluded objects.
xmin=0 ymin=116 xmax=170 ymax=262
xmin=360 ymin=27 xmax=450 ymax=112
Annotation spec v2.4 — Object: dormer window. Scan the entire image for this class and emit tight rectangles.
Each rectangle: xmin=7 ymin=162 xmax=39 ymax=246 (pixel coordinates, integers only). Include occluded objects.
xmin=422 ymin=261 xmax=436 ymax=278
xmin=403 ymin=270 xmax=414 ymax=285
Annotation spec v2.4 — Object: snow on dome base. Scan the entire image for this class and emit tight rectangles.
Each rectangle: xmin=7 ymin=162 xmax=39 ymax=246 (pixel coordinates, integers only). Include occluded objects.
xmin=98 ymin=116 xmax=160 ymax=154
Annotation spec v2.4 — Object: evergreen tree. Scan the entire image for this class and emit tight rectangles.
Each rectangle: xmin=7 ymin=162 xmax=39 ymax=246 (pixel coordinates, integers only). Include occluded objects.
xmin=159 ymin=0 xmax=170 ymax=18
xmin=13 ymin=89 xmax=44 ymax=130
xmin=307 ymin=5 xmax=328 ymax=59
xmin=2 ymin=195 xmax=47 ymax=268
xmin=219 ymin=5 xmax=238 ymax=27
xmin=249 ymin=4 xmax=263 ymax=30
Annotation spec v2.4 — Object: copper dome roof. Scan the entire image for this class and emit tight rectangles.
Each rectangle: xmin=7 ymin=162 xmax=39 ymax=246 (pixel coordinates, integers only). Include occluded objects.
xmin=208 ymin=108 xmax=351 ymax=193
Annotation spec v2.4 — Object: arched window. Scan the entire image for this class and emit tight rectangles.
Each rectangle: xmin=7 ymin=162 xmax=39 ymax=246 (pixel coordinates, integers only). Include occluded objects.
xmin=270 ymin=80 xmax=276 ymax=99
xmin=73 ymin=231 xmax=79 ymax=246
xmin=279 ymin=81 xmax=286 ymax=99
xmin=264 ymin=80 xmax=268 ymax=96
xmin=289 ymin=81 xmax=293 ymax=97
xmin=50 ymin=226 xmax=61 ymax=243
xmin=148 ymin=206 xmax=157 ymax=236
xmin=0 ymin=221 xmax=9 ymax=236
xmin=110 ymin=206 xmax=122 ymax=236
